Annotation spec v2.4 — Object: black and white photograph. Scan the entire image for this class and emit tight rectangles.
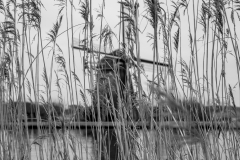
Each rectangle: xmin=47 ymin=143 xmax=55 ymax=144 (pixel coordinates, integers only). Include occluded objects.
xmin=0 ymin=0 xmax=240 ymax=159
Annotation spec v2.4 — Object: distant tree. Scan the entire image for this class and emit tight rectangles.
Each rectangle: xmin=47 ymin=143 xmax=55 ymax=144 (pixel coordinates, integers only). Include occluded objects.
xmin=8 ymin=102 xmax=66 ymax=122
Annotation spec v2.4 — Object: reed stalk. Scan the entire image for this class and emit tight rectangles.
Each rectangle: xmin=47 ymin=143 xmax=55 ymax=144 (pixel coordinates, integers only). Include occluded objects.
xmin=0 ymin=0 xmax=240 ymax=160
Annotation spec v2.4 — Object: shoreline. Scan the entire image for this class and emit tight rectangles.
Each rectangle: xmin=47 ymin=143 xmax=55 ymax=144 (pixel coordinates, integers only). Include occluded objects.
xmin=1 ymin=121 xmax=240 ymax=130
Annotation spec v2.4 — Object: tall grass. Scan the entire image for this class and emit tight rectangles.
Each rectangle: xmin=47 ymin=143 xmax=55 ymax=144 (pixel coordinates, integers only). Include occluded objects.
xmin=0 ymin=0 xmax=240 ymax=160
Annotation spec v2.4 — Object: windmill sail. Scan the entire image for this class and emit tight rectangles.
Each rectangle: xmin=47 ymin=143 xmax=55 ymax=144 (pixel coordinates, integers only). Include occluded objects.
xmin=72 ymin=38 xmax=169 ymax=71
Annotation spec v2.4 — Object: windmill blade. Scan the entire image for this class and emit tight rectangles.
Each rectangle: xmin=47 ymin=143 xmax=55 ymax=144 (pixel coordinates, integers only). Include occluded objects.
xmin=72 ymin=38 xmax=169 ymax=74
xmin=132 ymin=56 xmax=169 ymax=67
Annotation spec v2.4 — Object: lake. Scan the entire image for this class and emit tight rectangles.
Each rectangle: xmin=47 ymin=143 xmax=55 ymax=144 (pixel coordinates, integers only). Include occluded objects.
xmin=1 ymin=127 xmax=239 ymax=160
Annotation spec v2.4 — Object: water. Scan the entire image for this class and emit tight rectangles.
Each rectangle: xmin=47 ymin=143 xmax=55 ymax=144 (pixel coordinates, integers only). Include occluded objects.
xmin=1 ymin=128 xmax=239 ymax=160
xmin=29 ymin=129 xmax=95 ymax=160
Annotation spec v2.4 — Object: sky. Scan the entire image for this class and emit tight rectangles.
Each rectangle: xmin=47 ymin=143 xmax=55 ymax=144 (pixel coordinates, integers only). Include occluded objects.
xmin=37 ymin=0 xmax=181 ymax=105
xmin=3 ymin=0 xmax=239 ymax=107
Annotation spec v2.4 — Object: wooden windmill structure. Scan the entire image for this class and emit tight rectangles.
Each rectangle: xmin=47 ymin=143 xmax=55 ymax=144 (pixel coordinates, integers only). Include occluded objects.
xmin=72 ymin=38 xmax=169 ymax=120
xmin=71 ymin=2 xmax=169 ymax=121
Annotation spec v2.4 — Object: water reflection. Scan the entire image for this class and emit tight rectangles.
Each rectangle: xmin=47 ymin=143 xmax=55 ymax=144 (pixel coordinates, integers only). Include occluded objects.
xmin=90 ymin=128 xmax=120 ymax=160
xmin=28 ymin=128 xmax=138 ymax=160
xmin=29 ymin=128 xmax=94 ymax=160
xmin=1 ymin=128 xmax=239 ymax=160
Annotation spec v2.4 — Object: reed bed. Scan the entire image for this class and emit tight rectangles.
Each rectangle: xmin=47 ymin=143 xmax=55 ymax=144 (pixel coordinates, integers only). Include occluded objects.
xmin=0 ymin=0 xmax=240 ymax=160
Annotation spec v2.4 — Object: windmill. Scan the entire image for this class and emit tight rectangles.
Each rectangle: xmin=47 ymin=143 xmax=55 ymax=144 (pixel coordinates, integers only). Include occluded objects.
xmin=72 ymin=38 xmax=169 ymax=121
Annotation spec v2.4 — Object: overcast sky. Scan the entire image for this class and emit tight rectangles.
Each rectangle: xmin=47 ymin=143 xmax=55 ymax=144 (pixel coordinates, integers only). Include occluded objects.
xmin=6 ymin=0 xmax=239 ymax=106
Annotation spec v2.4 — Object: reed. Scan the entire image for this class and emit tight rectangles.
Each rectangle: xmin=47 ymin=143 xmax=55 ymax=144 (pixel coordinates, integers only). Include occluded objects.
xmin=0 ymin=0 xmax=240 ymax=160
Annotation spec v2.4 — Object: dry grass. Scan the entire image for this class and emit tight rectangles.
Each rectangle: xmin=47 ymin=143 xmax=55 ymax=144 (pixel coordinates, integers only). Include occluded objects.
xmin=0 ymin=0 xmax=240 ymax=160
